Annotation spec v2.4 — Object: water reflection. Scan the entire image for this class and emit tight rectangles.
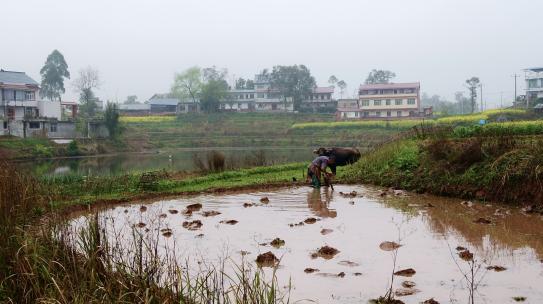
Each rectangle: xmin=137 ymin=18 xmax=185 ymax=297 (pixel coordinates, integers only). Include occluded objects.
xmin=307 ymin=188 xmax=337 ymax=218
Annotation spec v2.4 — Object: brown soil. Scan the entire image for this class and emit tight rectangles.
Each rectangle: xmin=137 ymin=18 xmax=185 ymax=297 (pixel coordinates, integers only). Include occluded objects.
xmin=474 ymin=217 xmax=492 ymax=224
xmin=338 ymin=260 xmax=359 ymax=267
xmin=487 ymin=265 xmax=507 ymax=272
xmin=422 ymin=298 xmax=440 ymax=304
xmin=270 ymin=238 xmax=285 ymax=248
xmin=379 ymin=241 xmax=402 ymax=251
xmin=161 ymin=228 xmax=173 ymax=237
xmin=139 ymin=206 xmax=147 ymax=212
xmin=401 ymin=281 xmax=416 ymax=288
xmin=304 ymin=217 xmax=318 ymax=224
xmin=168 ymin=209 xmax=179 ymax=214
xmin=260 ymin=197 xmax=270 ymax=204
xmin=304 ymin=268 xmax=319 ymax=273
xmin=337 ymin=272 xmax=346 ymax=278
xmin=159 ymin=213 xmax=167 ymax=218
xmin=354 ymin=272 xmax=362 ymax=276
xmin=320 ymin=228 xmax=333 ymax=235
xmin=339 ymin=191 xmax=358 ymax=198
xmin=186 ymin=203 xmax=202 ymax=212
xmin=458 ymin=250 xmax=473 ymax=261
xmin=395 ymin=288 xmax=420 ymax=297
xmin=313 ymin=246 xmax=340 ymax=259
xmin=243 ymin=203 xmax=254 ymax=208
xmin=256 ymin=251 xmax=279 ymax=267
xmin=182 ymin=220 xmax=203 ymax=230
xmin=220 ymin=220 xmax=238 ymax=225
xmin=136 ymin=222 xmax=146 ymax=228
xmin=455 ymin=246 xmax=467 ymax=251
xmin=393 ymin=268 xmax=416 ymax=277
xmin=202 ymin=210 xmax=221 ymax=217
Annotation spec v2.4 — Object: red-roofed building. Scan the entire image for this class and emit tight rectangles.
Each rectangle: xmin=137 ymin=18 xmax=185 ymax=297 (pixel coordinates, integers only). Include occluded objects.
xmin=336 ymin=82 xmax=432 ymax=120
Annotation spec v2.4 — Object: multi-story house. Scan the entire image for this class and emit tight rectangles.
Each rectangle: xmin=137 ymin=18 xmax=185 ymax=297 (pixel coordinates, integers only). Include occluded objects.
xmin=0 ymin=69 xmax=62 ymax=137
xmin=337 ymin=82 xmax=431 ymax=120
xmin=220 ymin=89 xmax=256 ymax=112
xmin=525 ymin=67 xmax=543 ymax=106
xmin=253 ymin=73 xmax=293 ymax=112
xmin=301 ymin=86 xmax=336 ymax=112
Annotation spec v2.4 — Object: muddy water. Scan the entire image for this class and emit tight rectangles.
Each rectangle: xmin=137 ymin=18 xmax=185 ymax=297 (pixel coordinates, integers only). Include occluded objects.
xmin=69 ymin=185 xmax=543 ymax=303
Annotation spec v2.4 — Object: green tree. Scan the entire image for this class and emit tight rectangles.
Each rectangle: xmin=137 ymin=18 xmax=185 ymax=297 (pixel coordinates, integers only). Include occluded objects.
xmin=465 ymin=77 xmax=480 ymax=113
xmin=365 ymin=69 xmax=396 ymax=84
xmin=235 ymin=78 xmax=255 ymax=90
xmin=328 ymin=75 xmax=338 ymax=87
xmin=171 ymin=66 xmax=202 ymax=103
xmin=200 ymin=67 xmax=229 ymax=113
xmin=337 ymin=80 xmax=347 ymax=99
xmin=78 ymin=89 xmax=98 ymax=118
xmin=104 ymin=102 xmax=120 ymax=138
xmin=269 ymin=65 xmax=316 ymax=111
xmin=124 ymin=95 xmax=139 ymax=104
xmin=39 ymin=50 xmax=70 ymax=101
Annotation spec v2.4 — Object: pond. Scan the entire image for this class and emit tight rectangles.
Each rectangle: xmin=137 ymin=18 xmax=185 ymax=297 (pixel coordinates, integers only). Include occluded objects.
xmin=69 ymin=185 xmax=543 ymax=303
xmin=16 ymin=147 xmax=313 ymax=176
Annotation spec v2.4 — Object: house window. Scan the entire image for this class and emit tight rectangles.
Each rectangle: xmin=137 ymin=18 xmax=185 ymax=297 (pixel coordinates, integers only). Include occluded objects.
xmin=395 ymin=99 xmax=402 ymax=105
xmin=3 ymin=121 xmax=7 ymax=129
xmin=387 ymin=111 xmax=391 ymax=117
xmin=397 ymin=111 xmax=402 ymax=117
xmin=407 ymin=98 xmax=416 ymax=105
xmin=374 ymin=100 xmax=382 ymax=106
xmin=50 ymin=123 xmax=58 ymax=132
xmin=179 ymin=105 xmax=186 ymax=111
xmin=361 ymin=100 xmax=369 ymax=107
xmin=375 ymin=111 xmax=381 ymax=117
xmin=397 ymin=89 xmax=403 ymax=94
xmin=355 ymin=112 xmax=359 ymax=117
xmin=257 ymin=93 xmax=264 ymax=98
xmin=29 ymin=122 xmax=40 ymax=129
xmin=25 ymin=91 xmax=35 ymax=101
xmin=250 ymin=94 xmax=254 ymax=99
xmin=363 ymin=111 xmax=369 ymax=117
xmin=409 ymin=111 xmax=415 ymax=116
xmin=385 ymin=99 xmax=391 ymax=106
xmin=25 ymin=108 xmax=34 ymax=118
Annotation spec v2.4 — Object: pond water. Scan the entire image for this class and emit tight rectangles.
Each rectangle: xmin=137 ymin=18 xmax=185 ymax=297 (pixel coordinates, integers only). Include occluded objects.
xmin=17 ymin=147 xmax=313 ymax=176
xmin=69 ymin=185 xmax=543 ymax=303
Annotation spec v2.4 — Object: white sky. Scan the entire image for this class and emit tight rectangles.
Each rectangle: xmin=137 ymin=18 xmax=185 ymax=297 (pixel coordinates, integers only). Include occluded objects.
xmin=1 ymin=0 xmax=541 ymax=108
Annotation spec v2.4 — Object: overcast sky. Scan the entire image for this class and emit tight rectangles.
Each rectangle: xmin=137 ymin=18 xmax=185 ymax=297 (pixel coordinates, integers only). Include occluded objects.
xmin=1 ymin=0 xmax=541 ymax=107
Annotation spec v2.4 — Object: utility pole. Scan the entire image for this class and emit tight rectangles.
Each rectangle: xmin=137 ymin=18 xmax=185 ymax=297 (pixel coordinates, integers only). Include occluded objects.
xmin=512 ymin=74 xmax=519 ymax=106
xmin=500 ymin=91 xmax=504 ymax=108
xmin=479 ymin=83 xmax=483 ymax=112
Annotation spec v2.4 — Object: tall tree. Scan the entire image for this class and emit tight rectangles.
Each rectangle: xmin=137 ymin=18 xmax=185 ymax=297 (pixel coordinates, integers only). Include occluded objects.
xmin=200 ymin=66 xmax=229 ymax=113
xmin=104 ymin=102 xmax=121 ymax=138
xmin=235 ymin=78 xmax=255 ymax=90
xmin=269 ymin=65 xmax=316 ymax=111
xmin=39 ymin=50 xmax=70 ymax=101
xmin=124 ymin=95 xmax=138 ymax=104
xmin=328 ymin=75 xmax=338 ymax=86
xmin=337 ymin=80 xmax=347 ymax=99
xmin=365 ymin=69 xmax=396 ymax=84
xmin=171 ymin=66 xmax=202 ymax=103
xmin=465 ymin=77 xmax=480 ymax=113
xmin=73 ymin=67 xmax=101 ymax=117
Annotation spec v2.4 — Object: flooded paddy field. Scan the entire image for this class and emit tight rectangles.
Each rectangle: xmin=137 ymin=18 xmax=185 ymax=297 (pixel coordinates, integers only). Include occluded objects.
xmin=69 ymin=185 xmax=543 ymax=303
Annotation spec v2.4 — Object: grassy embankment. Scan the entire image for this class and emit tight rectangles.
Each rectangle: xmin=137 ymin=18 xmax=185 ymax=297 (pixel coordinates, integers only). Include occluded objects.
xmin=339 ymin=118 xmax=543 ymax=206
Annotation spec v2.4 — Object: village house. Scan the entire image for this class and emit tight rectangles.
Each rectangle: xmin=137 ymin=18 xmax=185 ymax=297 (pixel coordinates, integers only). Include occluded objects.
xmin=337 ymin=82 xmax=432 ymax=120
xmin=300 ymin=86 xmax=336 ymax=112
xmin=525 ymin=67 xmax=543 ymax=106
xmin=147 ymin=94 xmax=200 ymax=114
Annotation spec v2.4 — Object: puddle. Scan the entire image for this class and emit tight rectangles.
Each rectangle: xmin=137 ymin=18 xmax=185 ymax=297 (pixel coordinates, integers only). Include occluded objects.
xmin=69 ymin=185 xmax=543 ymax=303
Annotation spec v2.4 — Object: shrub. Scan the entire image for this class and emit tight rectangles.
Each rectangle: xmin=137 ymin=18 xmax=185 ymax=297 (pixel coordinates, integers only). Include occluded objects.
xmin=66 ymin=140 xmax=80 ymax=156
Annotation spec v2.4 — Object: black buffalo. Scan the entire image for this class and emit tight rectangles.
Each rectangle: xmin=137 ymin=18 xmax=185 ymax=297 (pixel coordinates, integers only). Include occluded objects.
xmin=313 ymin=147 xmax=361 ymax=175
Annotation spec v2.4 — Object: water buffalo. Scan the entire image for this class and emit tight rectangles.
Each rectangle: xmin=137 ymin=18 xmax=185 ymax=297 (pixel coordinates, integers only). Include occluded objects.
xmin=313 ymin=147 xmax=361 ymax=175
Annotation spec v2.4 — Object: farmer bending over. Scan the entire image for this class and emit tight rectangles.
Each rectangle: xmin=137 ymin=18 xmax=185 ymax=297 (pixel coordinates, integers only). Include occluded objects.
xmin=307 ymin=155 xmax=335 ymax=188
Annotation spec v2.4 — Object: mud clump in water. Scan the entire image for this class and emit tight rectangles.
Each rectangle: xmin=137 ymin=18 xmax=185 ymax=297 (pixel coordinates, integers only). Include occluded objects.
xmin=139 ymin=206 xmax=147 ymax=212
xmin=337 ymin=272 xmax=346 ymax=278
xmin=458 ymin=250 xmax=473 ymax=261
xmin=304 ymin=217 xmax=318 ymax=224
xmin=395 ymin=288 xmax=420 ymax=297
xmin=243 ymin=202 xmax=254 ymax=208
xmin=312 ymin=246 xmax=340 ymax=259
xmin=422 ymin=299 xmax=439 ymax=304
xmin=320 ymin=228 xmax=333 ymax=235
xmin=186 ymin=203 xmax=202 ymax=212
xmin=455 ymin=246 xmax=467 ymax=251
xmin=270 ymin=238 xmax=285 ymax=248
xmin=487 ymin=265 xmax=507 ymax=272
xmin=136 ymin=222 xmax=146 ymax=228
xmin=394 ymin=268 xmax=416 ymax=277
xmin=474 ymin=217 xmax=492 ymax=224
xmin=304 ymin=268 xmax=319 ymax=273
xmin=161 ymin=228 xmax=173 ymax=237
xmin=182 ymin=210 xmax=193 ymax=216
xmin=256 ymin=251 xmax=279 ymax=267
xmin=339 ymin=191 xmax=358 ymax=198
xmin=379 ymin=241 xmax=402 ymax=251
xmin=354 ymin=272 xmax=362 ymax=276
xmin=182 ymin=220 xmax=203 ymax=230
xmin=168 ymin=209 xmax=179 ymax=214
xmin=401 ymin=281 xmax=416 ymax=288
xmin=220 ymin=220 xmax=238 ymax=225
xmin=260 ymin=197 xmax=270 ymax=204
xmin=202 ymin=210 xmax=221 ymax=217
xmin=195 ymin=233 xmax=204 ymax=238
xmin=338 ymin=260 xmax=359 ymax=267
xmin=159 ymin=213 xmax=167 ymax=219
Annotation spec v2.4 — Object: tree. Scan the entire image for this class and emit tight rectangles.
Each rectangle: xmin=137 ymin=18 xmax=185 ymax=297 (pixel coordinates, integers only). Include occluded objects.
xmin=39 ymin=50 xmax=70 ymax=101
xmin=200 ymin=66 xmax=229 ymax=113
xmin=328 ymin=75 xmax=338 ymax=86
xmin=269 ymin=65 xmax=316 ymax=111
xmin=455 ymin=92 xmax=470 ymax=115
xmin=73 ymin=67 xmax=101 ymax=117
xmin=465 ymin=77 xmax=480 ymax=113
xmin=365 ymin=69 xmax=396 ymax=84
xmin=104 ymin=102 xmax=121 ymax=138
xmin=171 ymin=66 xmax=202 ymax=103
xmin=124 ymin=95 xmax=138 ymax=104
xmin=337 ymin=80 xmax=347 ymax=99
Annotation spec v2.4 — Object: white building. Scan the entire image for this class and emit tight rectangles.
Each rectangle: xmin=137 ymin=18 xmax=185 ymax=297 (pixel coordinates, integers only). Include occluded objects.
xmin=525 ymin=67 xmax=543 ymax=106
xmin=337 ymin=82 xmax=432 ymax=120
xmin=1 ymin=69 xmax=62 ymax=137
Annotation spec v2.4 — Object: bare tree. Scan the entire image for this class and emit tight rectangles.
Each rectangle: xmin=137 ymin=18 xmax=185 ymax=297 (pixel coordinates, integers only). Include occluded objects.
xmin=73 ymin=66 xmax=101 ymax=93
